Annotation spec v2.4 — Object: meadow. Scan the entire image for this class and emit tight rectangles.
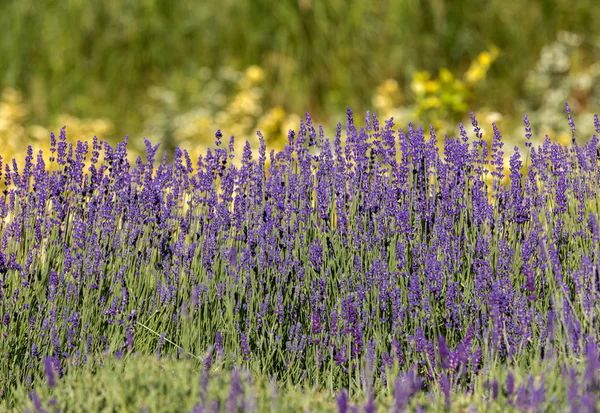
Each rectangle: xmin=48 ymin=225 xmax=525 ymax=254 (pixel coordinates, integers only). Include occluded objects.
xmin=1 ymin=1 xmax=600 ymax=411
xmin=0 ymin=108 xmax=598 ymax=411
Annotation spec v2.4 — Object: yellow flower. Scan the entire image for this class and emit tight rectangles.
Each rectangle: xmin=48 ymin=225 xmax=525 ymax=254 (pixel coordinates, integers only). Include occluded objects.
xmin=413 ymin=71 xmax=431 ymax=82
xmin=54 ymin=114 xmax=113 ymax=141
xmin=452 ymin=79 xmax=467 ymax=93
xmin=477 ymin=52 xmax=493 ymax=67
xmin=411 ymin=71 xmax=430 ymax=95
xmin=422 ymin=96 xmax=441 ymax=109
xmin=270 ymin=105 xmax=286 ymax=121
xmin=465 ymin=66 xmax=485 ymax=84
xmin=372 ymin=95 xmax=392 ymax=109
xmin=424 ymin=80 xmax=440 ymax=94
xmin=194 ymin=115 xmax=212 ymax=131
xmin=245 ymin=65 xmax=265 ymax=84
xmin=2 ymin=88 xmax=23 ymax=104
xmin=381 ymin=79 xmax=399 ymax=94
xmin=557 ymin=132 xmax=571 ymax=146
xmin=27 ymin=125 xmax=50 ymax=141
xmin=230 ymin=91 xmax=260 ymax=116
xmin=0 ymin=102 xmax=26 ymax=122
xmin=411 ymin=80 xmax=426 ymax=96
xmin=439 ymin=68 xmax=454 ymax=83
xmin=282 ymin=113 xmax=301 ymax=136
xmin=91 ymin=119 xmax=113 ymax=135
xmin=484 ymin=112 xmax=503 ymax=124
xmin=0 ymin=117 xmax=10 ymax=132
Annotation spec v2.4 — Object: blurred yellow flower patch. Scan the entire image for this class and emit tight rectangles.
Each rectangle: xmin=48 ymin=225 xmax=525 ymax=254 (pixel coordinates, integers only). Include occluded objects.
xmin=465 ymin=46 xmax=500 ymax=85
xmin=372 ymin=78 xmax=404 ymax=117
xmin=54 ymin=114 xmax=113 ymax=141
xmin=245 ymin=65 xmax=265 ymax=84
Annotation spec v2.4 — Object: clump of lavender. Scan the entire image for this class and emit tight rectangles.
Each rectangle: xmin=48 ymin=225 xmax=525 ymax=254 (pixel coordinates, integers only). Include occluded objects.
xmin=0 ymin=107 xmax=599 ymax=412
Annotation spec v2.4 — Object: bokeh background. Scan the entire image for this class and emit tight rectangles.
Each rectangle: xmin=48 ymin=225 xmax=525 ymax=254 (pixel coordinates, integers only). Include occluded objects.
xmin=1 ymin=0 xmax=599 ymax=162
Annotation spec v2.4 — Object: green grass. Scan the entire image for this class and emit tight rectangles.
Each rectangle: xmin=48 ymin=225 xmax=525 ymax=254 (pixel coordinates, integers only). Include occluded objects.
xmin=2 ymin=345 xmax=594 ymax=412
xmin=2 ymin=0 xmax=599 ymax=139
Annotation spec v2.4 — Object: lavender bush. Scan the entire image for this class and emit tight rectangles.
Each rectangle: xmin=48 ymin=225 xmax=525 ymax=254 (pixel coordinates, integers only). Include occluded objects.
xmin=0 ymin=108 xmax=599 ymax=412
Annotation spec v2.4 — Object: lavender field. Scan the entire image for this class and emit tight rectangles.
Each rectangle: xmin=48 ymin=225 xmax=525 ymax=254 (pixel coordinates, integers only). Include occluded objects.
xmin=0 ymin=108 xmax=599 ymax=412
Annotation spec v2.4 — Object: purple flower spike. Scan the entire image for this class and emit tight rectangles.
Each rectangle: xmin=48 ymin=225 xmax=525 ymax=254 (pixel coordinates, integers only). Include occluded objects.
xmin=43 ymin=357 xmax=56 ymax=387
xmin=364 ymin=396 xmax=376 ymax=413
xmin=565 ymin=102 xmax=576 ymax=143
xmin=506 ymin=372 xmax=515 ymax=397
xmin=215 ymin=331 xmax=224 ymax=361
xmin=337 ymin=390 xmax=348 ymax=413
xmin=524 ymin=114 xmax=533 ymax=147
xmin=227 ymin=369 xmax=243 ymax=413
xmin=440 ymin=374 xmax=451 ymax=408
xmin=583 ymin=338 xmax=600 ymax=390
xmin=437 ymin=335 xmax=449 ymax=370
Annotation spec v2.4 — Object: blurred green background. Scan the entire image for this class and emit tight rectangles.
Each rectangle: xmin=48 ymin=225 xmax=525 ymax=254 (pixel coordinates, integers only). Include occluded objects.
xmin=1 ymin=0 xmax=599 ymax=161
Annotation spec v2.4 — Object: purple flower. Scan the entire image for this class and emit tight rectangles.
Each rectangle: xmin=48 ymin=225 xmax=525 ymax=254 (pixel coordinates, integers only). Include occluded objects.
xmin=30 ymin=391 xmax=46 ymax=413
xmin=227 ymin=369 xmax=243 ymax=413
xmin=156 ymin=332 xmax=166 ymax=356
xmin=583 ymin=337 xmax=600 ymax=391
xmin=215 ymin=331 xmax=223 ymax=361
xmin=364 ymin=396 xmax=376 ymax=413
xmin=437 ymin=335 xmax=449 ymax=370
xmin=337 ymin=390 xmax=348 ymax=413
xmin=57 ymin=126 xmax=68 ymax=166
xmin=565 ymin=102 xmax=576 ymax=143
xmin=240 ymin=333 xmax=251 ymax=360
xmin=440 ymin=374 xmax=451 ymax=408
xmin=43 ymin=357 xmax=56 ymax=387
xmin=506 ymin=372 xmax=515 ymax=397
xmin=1 ymin=108 xmax=599 ymax=412
xmin=308 ymin=240 xmax=323 ymax=271
xmin=524 ymin=114 xmax=533 ymax=146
